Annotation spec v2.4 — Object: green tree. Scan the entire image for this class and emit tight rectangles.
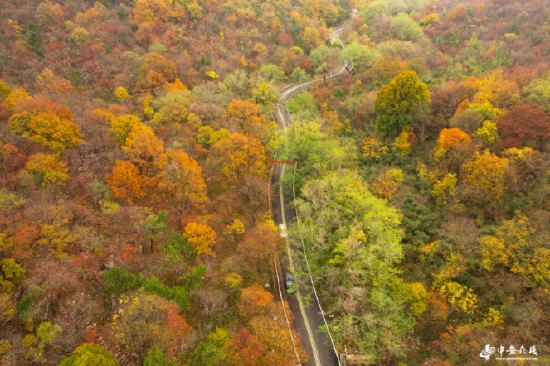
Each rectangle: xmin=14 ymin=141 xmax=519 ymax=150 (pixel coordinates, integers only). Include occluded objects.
xmin=273 ymin=119 xmax=357 ymax=193
xmin=184 ymin=264 xmax=206 ymax=294
xmin=190 ymin=342 xmax=226 ymax=366
xmin=259 ymin=64 xmax=286 ymax=82
xmin=374 ymin=70 xmax=430 ymax=138
xmin=103 ymin=268 xmax=194 ymax=310
xmin=334 ymin=88 xmax=345 ymax=98
xmin=145 ymin=210 xmax=169 ymax=252
xmin=390 ymin=13 xmax=423 ymax=40
xmin=251 ymin=82 xmax=277 ymax=113
xmin=287 ymin=91 xmax=318 ymax=118
xmin=289 ymin=68 xmax=309 ymax=83
xmin=294 ymin=170 xmax=413 ymax=359
xmin=340 ymin=42 xmax=376 ymax=74
xmin=143 ymin=346 xmax=174 ymax=366
xmin=163 ymin=232 xmax=195 ymax=261
xmin=362 ymin=1 xmax=389 ymax=20
xmin=103 ymin=268 xmax=145 ymax=296
xmin=58 ymin=344 xmax=120 ymax=366
xmin=142 ymin=276 xmax=190 ymax=311
xmin=24 ymin=322 xmax=62 ymax=362
xmin=149 ymin=42 xmax=168 ymax=55
xmin=524 ymin=73 xmax=550 ymax=112
xmin=468 ymin=31 xmax=480 ymax=49
xmin=309 ymin=45 xmax=337 ymax=77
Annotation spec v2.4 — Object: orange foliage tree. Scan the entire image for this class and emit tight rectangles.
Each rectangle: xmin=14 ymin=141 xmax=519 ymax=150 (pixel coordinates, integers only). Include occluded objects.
xmin=133 ymin=0 xmax=170 ymax=23
xmin=225 ymin=330 xmax=267 ymax=365
xmin=105 ymin=161 xmax=147 ymax=204
xmin=210 ymin=133 xmax=268 ymax=186
xmin=156 ymin=149 xmax=207 ymax=220
xmin=371 ymin=169 xmax=403 ymax=200
xmin=236 ymin=223 xmax=279 ymax=278
xmin=111 ymin=291 xmax=191 ymax=361
xmin=226 ymin=99 xmax=259 ymax=125
xmin=35 ymin=1 xmax=64 ymax=30
xmin=226 ymin=99 xmax=273 ymax=142
xmin=137 ymin=53 xmax=177 ymax=91
xmin=14 ymin=96 xmax=74 ymax=120
xmin=35 ymin=69 xmax=75 ymax=96
xmin=496 ymin=104 xmax=550 ymax=151
xmin=238 ymin=284 xmax=308 ymax=365
xmin=122 ymin=124 xmax=164 ymax=173
xmin=434 ymin=128 xmax=472 ymax=160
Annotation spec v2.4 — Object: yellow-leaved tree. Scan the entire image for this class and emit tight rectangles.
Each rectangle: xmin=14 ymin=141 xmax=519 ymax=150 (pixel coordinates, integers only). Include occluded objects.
xmin=362 ymin=136 xmax=388 ymax=160
xmin=478 ymin=213 xmax=548 ymax=285
xmin=3 ymin=88 xmax=30 ymax=111
xmin=461 ymin=149 xmax=511 ymax=201
xmin=9 ymin=112 xmax=82 ymax=153
xmin=114 ymin=86 xmax=133 ymax=100
xmin=392 ymin=130 xmax=412 ymax=156
xmin=184 ymin=222 xmax=216 ymax=256
xmin=210 ymin=133 xmax=268 ymax=186
xmin=108 ymin=114 xmax=142 ymax=145
xmin=25 ymin=153 xmax=70 ymax=187
xmin=417 ymin=163 xmax=458 ymax=206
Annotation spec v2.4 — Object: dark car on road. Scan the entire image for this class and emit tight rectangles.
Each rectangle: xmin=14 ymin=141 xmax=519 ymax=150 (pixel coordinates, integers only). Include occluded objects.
xmin=284 ymin=271 xmax=296 ymax=294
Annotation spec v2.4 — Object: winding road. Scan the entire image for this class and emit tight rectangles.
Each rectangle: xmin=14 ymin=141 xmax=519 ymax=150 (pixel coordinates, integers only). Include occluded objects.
xmin=270 ymin=10 xmax=357 ymax=366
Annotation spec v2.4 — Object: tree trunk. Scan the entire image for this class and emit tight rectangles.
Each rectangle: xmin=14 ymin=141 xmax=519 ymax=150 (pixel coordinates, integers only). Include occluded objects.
xmin=180 ymin=197 xmax=186 ymax=230
xmin=150 ymin=238 xmax=153 ymax=253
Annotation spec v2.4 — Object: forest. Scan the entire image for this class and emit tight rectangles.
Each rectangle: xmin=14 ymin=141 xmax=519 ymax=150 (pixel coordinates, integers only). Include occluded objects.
xmin=1 ymin=0 xmax=550 ymax=365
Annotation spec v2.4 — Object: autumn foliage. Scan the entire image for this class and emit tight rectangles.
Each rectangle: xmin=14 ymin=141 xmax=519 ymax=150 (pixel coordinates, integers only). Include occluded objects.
xmin=105 ymin=161 xmax=147 ymax=204
xmin=157 ymin=149 xmax=207 ymax=219
xmin=3 ymin=0 xmax=550 ymax=364
xmin=184 ymin=222 xmax=216 ymax=256
xmin=496 ymin=104 xmax=550 ymax=151
xmin=375 ymin=70 xmax=430 ymax=138
xmin=434 ymin=128 xmax=472 ymax=160
xmin=461 ymin=150 xmax=511 ymax=201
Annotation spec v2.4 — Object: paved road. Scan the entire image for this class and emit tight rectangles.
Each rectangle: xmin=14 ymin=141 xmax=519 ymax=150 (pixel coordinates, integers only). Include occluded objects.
xmin=270 ymin=11 xmax=357 ymax=366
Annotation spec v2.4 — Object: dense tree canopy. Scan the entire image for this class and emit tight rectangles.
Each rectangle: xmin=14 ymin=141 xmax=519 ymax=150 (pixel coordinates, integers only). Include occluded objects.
xmin=59 ymin=344 xmax=120 ymax=366
xmin=2 ymin=0 xmax=550 ymax=364
xmin=496 ymin=104 xmax=550 ymax=151
xmin=375 ymin=71 xmax=430 ymax=138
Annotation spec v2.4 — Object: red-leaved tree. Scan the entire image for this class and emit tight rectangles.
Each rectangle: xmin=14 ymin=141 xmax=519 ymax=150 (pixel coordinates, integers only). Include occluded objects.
xmin=496 ymin=104 xmax=550 ymax=151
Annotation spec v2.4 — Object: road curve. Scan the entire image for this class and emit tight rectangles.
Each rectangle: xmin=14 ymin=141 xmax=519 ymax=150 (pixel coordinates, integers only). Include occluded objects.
xmin=270 ymin=10 xmax=357 ymax=366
